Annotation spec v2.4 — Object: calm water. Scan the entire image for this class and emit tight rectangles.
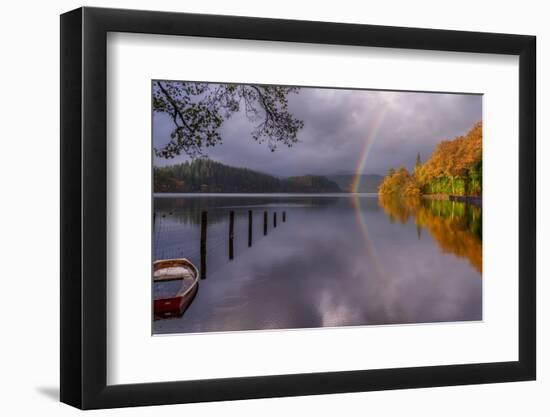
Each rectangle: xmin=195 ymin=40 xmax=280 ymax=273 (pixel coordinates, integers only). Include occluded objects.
xmin=153 ymin=193 xmax=482 ymax=334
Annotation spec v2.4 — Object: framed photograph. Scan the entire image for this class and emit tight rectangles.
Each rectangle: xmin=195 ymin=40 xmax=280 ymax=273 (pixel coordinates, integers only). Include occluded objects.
xmin=60 ymin=7 xmax=536 ymax=409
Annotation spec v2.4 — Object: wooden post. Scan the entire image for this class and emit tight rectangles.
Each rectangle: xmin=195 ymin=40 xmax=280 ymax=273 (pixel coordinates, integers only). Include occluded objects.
xmin=273 ymin=212 xmax=277 ymax=228
xmin=282 ymin=211 xmax=286 ymax=222
xmin=200 ymin=211 xmax=207 ymax=279
xmin=248 ymin=210 xmax=253 ymax=247
xmin=229 ymin=211 xmax=235 ymax=260
xmin=263 ymin=211 xmax=268 ymax=235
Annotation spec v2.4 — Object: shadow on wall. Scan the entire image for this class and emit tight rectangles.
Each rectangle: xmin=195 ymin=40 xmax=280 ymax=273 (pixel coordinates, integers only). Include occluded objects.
xmin=35 ymin=386 xmax=59 ymax=401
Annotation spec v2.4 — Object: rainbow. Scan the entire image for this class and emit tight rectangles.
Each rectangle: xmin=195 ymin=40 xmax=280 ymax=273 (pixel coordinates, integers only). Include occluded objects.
xmin=347 ymin=103 xmax=391 ymax=280
xmin=350 ymin=105 xmax=390 ymax=193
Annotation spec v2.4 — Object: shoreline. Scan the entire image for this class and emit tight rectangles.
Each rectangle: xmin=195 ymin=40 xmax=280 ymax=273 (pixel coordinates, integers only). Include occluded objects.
xmin=153 ymin=192 xmax=378 ymax=197
xmin=154 ymin=192 xmax=482 ymax=208
xmin=422 ymin=194 xmax=482 ymax=207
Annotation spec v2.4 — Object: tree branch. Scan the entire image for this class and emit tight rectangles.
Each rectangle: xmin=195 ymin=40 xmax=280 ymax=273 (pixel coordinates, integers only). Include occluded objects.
xmin=156 ymin=81 xmax=193 ymax=132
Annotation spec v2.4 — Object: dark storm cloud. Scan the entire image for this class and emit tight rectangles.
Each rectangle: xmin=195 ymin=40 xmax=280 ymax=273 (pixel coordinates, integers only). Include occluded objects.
xmin=153 ymin=84 xmax=482 ymax=176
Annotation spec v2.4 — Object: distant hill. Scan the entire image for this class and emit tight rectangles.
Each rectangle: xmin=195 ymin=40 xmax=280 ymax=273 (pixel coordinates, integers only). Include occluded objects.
xmin=154 ymin=159 xmax=342 ymax=193
xmin=328 ymin=174 xmax=383 ymax=193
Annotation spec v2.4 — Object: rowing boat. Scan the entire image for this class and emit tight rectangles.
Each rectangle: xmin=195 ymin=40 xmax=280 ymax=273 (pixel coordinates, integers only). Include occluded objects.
xmin=153 ymin=258 xmax=199 ymax=319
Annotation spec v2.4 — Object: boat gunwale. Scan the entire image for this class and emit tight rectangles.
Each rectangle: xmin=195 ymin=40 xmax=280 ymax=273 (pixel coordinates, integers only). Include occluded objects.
xmin=153 ymin=258 xmax=199 ymax=300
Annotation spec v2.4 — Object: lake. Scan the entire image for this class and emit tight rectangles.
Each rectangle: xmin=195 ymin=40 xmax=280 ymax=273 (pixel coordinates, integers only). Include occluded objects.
xmin=153 ymin=193 xmax=482 ymax=334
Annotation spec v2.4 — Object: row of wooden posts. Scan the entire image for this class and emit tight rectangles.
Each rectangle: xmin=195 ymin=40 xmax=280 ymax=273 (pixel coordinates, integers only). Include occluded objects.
xmin=199 ymin=209 xmax=287 ymax=279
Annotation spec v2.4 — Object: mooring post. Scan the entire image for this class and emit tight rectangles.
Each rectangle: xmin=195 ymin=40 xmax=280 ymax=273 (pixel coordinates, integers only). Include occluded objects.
xmin=282 ymin=211 xmax=286 ymax=222
xmin=229 ymin=211 xmax=235 ymax=260
xmin=273 ymin=212 xmax=277 ymax=228
xmin=248 ymin=210 xmax=253 ymax=247
xmin=263 ymin=211 xmax=268 ymax=235
xmin=200 ymin=211 xmax=207 ymax=279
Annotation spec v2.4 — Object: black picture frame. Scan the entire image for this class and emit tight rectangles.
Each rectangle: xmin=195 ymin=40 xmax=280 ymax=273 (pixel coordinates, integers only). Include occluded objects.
xmin=60 ymin=6 xmax=536 ymax=410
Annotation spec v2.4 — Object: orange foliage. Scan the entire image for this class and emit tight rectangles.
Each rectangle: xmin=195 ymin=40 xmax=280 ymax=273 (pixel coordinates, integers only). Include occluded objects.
xmin=380 ymin=121 xmax=482 ymax=197
xmin=417 ymin=121 xmax=482 ymax=185
xmin=378 ymin=167 xmax=421 ymax=198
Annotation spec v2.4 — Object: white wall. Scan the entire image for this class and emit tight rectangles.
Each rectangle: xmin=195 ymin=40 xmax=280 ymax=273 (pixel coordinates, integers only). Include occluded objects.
xmin=0 ymin=0 xmax=545 ymax=415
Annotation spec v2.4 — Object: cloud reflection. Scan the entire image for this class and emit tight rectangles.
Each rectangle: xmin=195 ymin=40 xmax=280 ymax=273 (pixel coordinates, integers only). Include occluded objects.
xmin=154 ymin=196 xmax=481 ymax=334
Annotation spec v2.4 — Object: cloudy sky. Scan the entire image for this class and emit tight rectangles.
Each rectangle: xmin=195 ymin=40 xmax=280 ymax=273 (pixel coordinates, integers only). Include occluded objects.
xmin=153 ymin=84 xmax=481 ymax=177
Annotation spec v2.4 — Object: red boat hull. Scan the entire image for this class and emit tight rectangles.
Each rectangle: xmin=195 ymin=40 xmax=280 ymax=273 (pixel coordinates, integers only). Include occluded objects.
xmin=154 ymin=285 xmax=198 ymax=319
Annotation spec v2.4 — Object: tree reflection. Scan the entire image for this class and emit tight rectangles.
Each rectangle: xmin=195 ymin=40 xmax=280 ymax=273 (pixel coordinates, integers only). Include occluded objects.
xmin=154 ymin=195 xmax=340 ymax=226
xmin=378 ymin=195 xmax=482 ymax=273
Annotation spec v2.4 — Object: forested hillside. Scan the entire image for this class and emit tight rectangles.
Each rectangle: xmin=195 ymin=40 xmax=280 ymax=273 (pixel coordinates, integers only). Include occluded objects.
xmin=154 ymin=159 xmax=342 ymax=193
xmin=329 ymin=174 xmax=383 ymax=193
xmin=379 ymin=122 xmax=482 ymax=198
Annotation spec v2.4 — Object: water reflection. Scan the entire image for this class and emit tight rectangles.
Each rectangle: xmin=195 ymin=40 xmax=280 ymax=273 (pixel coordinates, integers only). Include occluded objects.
xmin=378 ymin=196 xmax=482 ymax=273
xmin=155 ymin=193 xmax=341 ymax=226
xmin=153 ymin=194 xmax=482 ymax=334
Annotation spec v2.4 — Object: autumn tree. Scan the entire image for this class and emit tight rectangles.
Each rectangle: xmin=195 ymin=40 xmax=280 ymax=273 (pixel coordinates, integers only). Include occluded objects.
xmin=153 ymin=81 xmax=304 ymax=158
xmin=413 ymin=152 xmax=422 ymax=179
xmin=379 ymin=121 xmax=482 ymax=198
xmin=378 ymin=166 xmax=421 ymax=198
xmin=414 ymin=121 xmax=482 ymax=196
